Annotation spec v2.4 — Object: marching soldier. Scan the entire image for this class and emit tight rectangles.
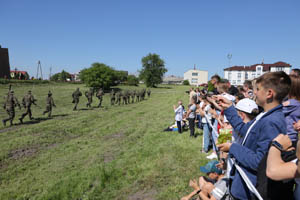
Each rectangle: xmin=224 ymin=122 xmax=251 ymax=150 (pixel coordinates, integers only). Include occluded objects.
xmin=43 ymin=91 xmax=56 ymax=117
xmin=110 ymin=89 xmax=116 ymax=105
xmin=131 ymin=90 xmax=136 ymax=103
xmin=96 ymin=88 xmax=104 ymax=108
xmin=122 ymin=90 xmax=127 ymax=105
xmin=115 ymin=91 xmax=122 ymax=106
xmin=19 ymin=90 xmax=37 ymax=123
xmin=72 ymin=88 xmax=82 ymax=110
xmin=2 ymin=91 xmax=21 ymax=126
xmin=85 ymin=88 xmax=93 ymax=108
xmin=147 ymin=89 xmax=151 ymax=98
xmin=136 ymin=90 xmax=140 ymax=102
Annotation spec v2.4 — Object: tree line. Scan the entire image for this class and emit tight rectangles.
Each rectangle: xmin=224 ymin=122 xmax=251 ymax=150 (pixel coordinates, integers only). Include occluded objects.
xmin=50 ymin=53 xmax=168 ymax=89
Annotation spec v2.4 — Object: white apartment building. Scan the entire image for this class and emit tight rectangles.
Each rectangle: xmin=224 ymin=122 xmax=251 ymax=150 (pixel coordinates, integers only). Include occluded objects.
xmin=184 ymin=69 xmax=208 ymax=86
xmin=224 ymin=61 xmax=291 ymax=86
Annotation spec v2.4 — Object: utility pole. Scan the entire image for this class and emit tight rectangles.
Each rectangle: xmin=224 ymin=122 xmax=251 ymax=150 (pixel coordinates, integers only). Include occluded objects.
xmin=49 ymin=66 xmax=52 ymax=80
xmin=227 ymin=54 xmax=232 ymax=67
xmin=36 ymin=60 xmax=43 ymax=79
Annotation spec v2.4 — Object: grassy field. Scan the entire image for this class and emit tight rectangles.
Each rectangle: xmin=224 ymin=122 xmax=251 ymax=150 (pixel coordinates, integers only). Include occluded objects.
xmin=0 ymin=83 xmax=208 ymax=200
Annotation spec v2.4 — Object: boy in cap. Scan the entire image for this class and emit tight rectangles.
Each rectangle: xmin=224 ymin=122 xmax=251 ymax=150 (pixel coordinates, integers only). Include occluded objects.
xmin=181 ymin=160 xmax=228 ymax=200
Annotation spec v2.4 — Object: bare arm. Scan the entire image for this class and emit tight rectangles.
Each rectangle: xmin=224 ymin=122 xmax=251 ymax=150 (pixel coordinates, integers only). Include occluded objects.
xmin=266 ymin=134 xmax=300 ymax=180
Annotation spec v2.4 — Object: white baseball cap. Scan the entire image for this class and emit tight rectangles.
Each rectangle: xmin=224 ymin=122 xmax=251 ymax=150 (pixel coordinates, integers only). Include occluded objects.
xmin=235 ymin=98 xmax=258 ymax=114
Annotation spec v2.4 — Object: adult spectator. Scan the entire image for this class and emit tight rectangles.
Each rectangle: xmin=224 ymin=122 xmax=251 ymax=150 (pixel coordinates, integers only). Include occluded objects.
xmin=290 ymin=68 xmax=300 ymax=77
xmin=189 ymin=88 xmax=196 ymax=104
xmin=185 ymin=97 xmax=197 ymax=137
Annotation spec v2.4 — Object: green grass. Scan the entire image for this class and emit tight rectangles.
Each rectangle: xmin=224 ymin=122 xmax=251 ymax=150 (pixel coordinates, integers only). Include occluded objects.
xmin=0 ymin=83 xmax=208 ymax=200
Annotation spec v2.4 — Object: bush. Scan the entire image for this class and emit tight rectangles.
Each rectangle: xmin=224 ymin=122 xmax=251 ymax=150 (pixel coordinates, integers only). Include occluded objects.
xmin=183 ymin=80 xmax=190 ymax=85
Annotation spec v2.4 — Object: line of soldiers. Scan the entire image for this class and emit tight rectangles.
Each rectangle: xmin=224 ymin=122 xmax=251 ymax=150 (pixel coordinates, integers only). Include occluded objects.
xmin=72 ymin=88 xmax=151 ymax=109
xmin=110 ymin=88 xmax=151 ymax=106
xmin=2 ymin=89 xmax=56 ymax=126
xmin=72 ymin=88 xmax=105 ymax=110
xmin=2 ymin=87 xmax=151 ymax=126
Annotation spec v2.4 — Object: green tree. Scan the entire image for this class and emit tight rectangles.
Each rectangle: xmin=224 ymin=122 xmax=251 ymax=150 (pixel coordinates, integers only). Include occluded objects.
xmin=127 ymin=75 xmax=139 ymax=86
xmin=79 ymin=63 xmax=116 ymax=89
xmin=139 ymin=53 xmax=167 ymax=87
xmin=50 ymin=70 xmax=71 ymax=81
xmin=183 ymin=80 xmax=190 ymax=85
xmin=114 ymin=71 xmax=128 ymax=84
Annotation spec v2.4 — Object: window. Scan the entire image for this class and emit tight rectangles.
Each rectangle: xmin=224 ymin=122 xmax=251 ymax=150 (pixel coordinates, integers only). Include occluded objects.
xmin=237 ymin=80 xmax=241 ymax=84
xmin=228 ymin=72 xmax=232 ymax=80
xmin=245 ymin=72 xmax=248 ymax=80
xmin=257 ymin=67 xmax=262 ymax=71
xmin=191 ymin=78 xmax=198 ymax=83
xmin=232 ymin=80 xmax=236 ymax=85
xmin=237 ymin=72 xmax=241 ymax=79
xmin=192 ymin=73 xmax=198 ymax=76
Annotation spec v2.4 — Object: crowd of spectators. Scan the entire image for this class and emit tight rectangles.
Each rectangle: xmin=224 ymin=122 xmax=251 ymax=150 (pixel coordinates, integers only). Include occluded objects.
xmin=172 ymin=68 xmax=300 ymax=199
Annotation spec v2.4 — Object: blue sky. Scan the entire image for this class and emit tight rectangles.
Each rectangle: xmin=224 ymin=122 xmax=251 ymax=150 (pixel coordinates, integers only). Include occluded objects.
xmin=1 ymin=0 xmax=300 ymax=78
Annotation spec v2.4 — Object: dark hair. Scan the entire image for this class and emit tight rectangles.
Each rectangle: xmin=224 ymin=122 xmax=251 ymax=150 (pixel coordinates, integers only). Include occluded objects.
xmin=291 ymin=69 xmax=300 ymax=77
xmin=235 ymin=93 xmax=245 ymax=101
xmin=256 ymin=71 xmax=291 ymax=103
xmin=237 ymin=85 xmax=244 ymax=93
xmin=243 ymin=80 xmax=253 ymax=90
xmin=211 ymin=74 xmax=221 ymax=82
xmin=289 ymin=75 xmax=300 ymax=101
xmin=238 ymin=108 xmax=260 ymax=120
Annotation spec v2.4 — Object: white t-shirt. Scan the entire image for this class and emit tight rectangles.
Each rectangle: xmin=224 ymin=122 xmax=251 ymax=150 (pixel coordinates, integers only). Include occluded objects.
xmin=201 ymin=104 xmax=212 ymax=123
xmin=174 ymin=105 xmax=183 ymax=121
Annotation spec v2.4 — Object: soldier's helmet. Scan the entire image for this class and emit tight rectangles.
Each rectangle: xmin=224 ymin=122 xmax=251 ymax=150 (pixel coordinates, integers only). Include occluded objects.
xmin=28 ymin=90 xmax=32 ymax=94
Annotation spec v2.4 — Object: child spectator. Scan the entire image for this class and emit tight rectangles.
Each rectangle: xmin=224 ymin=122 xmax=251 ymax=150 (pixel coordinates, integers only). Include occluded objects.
xmin=266 ymin=132 xmax=300 ymax=200
xmin=174 ymin=101 xmax=184 ymax=133
xmin=243 ymin=80 xmax=254 ymax=99
xmin=233 ymin=98 xmax=259 ymax=144
xmin=181 ymin=160 xmax=226 ymax=200
xmin=283 ymin=75 xmax=300 ymax=146
xmin=217 ymin=71 xmax=291 ymax=199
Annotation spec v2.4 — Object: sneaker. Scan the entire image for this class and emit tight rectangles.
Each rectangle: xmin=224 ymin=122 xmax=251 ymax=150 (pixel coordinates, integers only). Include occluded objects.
xmin=206 ymin=153 xmax=218 ymax=160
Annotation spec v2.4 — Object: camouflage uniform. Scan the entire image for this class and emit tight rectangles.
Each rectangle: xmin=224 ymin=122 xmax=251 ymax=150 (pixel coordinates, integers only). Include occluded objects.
xmin=43 ymin=91 xmax=56 ymax=117
xmin=72 ymin=88 xmax=82 ymax=110
xmin=19 ymin=90 xmax=37 ymax=123
xmin=131 ymin=90 xmax=136 ymax=103
xmin=115 ymin=92 xmax=122 ymax=105
xmin=85 ymin=88 xmax=93 ymax=108
xmin=136 ymin=90 xmax=140 ymax=102
xmin=147 ymin=89 xmax=151 ymax=98
xmin=96 ymin=88 xmax=104 ymax=108
xmin=110 ymin=89 xmax=116 ymax=105
xmin=2 ymin=91 xmax=21 ymax=126
xmin=122 ymin=91 xmax=128 ymax=105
